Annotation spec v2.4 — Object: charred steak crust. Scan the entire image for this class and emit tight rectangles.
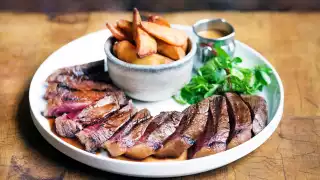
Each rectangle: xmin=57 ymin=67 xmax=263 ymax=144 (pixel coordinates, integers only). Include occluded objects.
xmin=104 ymin=109 xmax=152 ymax=157
xmin=125 ymin=111 xmax=184 ymax=159
xmin=44 ymin=84 xmax=111 ymax=117
xmin=55 ymin=114 xmax=83 ymax=138
xmin=45 ymin=61 xmax=120 ymax=92
xmin=54 ymin=95 xmax=120 ymax=138
xmin=74 ymin=95 xmax=120 ymax=126
xmin=56 ymin=76 xmax=118 ymax=91
xmin=225 ymin=93 xmax=252 ymax=149
xmin=75 ymin=101 xmax=136 ymax=152
xmin=155 ymin=99 xmax=210 ymax=158
xmin=241 ymin=95 xmax=268 ymax=135
xmin=190 ymin=96 xmax=230 ymax=158
xmin=207 ymin=96 xmax=230 ymax=153
xmin=46 ymin=60 xmax=105 ymax=83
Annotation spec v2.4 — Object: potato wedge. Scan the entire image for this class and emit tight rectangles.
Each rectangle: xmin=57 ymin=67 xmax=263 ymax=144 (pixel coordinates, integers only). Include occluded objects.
xmin=117 ymin=19 xmax=133 ymax=35
xmin=133 ymin=8 xmax=157 ymax=58
xmin=135 ymin=28 xmax=157 ymax=58
xmin=141 ymin=22 xmax=187 ymax=46
xmin=133 ymin=8 xmax=142 ymax=39
xmin=114 ymin=40 xmax=138 ymax=63
xmin=157 ymin=40 xmax=185 ymax=60
xmin=106 ymin=23 xmax=131 ymax=41
xmin=114 ymin=41 xmax=172 ymax=65
xmin=148 ymin=15 xmax=170 ymax=27
xmin=147 ymin=14 xmax=188 ymax=53
xmin=132 ymin=54 xmax=173 ymax=65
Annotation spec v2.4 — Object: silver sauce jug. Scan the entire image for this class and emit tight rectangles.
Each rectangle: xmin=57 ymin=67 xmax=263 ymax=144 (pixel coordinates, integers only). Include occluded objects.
xmin=192 ymin=19 xmax=236 ymax=70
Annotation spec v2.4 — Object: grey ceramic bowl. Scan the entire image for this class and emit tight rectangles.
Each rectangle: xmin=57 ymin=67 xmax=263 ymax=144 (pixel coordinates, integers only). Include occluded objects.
xmin=104 ymin=36 xmax=197 ymax=101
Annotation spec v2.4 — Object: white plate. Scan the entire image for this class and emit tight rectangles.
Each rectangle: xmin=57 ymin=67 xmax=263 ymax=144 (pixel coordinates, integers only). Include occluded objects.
xmin=29 ymin=25 xmax=284 ymax=178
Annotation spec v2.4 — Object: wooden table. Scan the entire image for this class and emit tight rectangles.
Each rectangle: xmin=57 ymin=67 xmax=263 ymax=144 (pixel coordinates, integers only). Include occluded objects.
xmin=0 ymin=11 xmax=319 ymax=179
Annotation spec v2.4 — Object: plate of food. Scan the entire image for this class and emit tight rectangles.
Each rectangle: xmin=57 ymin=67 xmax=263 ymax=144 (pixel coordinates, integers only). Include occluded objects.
xmin=29 ymin=8 xmax=284 ymax=177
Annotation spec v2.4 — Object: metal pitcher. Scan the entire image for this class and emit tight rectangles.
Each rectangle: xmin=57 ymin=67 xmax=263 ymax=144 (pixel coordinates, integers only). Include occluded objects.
xmin=193 ymin=18 xmax=236 ymax=70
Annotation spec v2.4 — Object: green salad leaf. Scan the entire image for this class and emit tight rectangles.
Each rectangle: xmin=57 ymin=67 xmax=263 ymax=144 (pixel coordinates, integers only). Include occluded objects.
xmin=174 ymin=45 xmax=273 ymax=104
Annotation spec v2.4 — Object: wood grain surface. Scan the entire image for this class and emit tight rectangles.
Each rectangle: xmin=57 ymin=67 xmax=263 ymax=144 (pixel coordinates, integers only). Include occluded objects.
xmin=0 ymin=11 xmax=320 ymax=180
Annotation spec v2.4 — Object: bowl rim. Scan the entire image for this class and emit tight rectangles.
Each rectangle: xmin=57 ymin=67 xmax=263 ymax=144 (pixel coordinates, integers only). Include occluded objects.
xmin=104 ymin=32 xmax=197 ymax=71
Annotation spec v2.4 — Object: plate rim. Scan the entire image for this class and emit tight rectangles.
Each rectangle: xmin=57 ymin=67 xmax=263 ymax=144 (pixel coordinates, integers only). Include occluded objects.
xmin=29 ymin=26 xmax=284 ymax=177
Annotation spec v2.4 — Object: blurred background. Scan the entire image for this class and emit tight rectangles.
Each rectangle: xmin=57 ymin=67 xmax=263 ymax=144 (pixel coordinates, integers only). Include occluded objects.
xmin=1 ymin=0 xmax=320 ymax=12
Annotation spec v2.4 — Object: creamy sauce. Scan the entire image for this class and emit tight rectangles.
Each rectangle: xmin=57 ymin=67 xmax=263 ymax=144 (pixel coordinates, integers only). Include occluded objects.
xmin=48 ymin=118 xmax=187 ymax=162
xmin=198 ymin=30 xmax=228 ymax=39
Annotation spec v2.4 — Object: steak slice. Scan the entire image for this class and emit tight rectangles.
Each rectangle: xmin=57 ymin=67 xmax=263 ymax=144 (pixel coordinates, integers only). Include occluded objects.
xmin=44 ymin=83 xmax=127 ymax=117
xmin=191 ymin=96 xmax=230 ymax=158
xmin=241 ymin=95 xmax=268 ymax=135
xmin=111 ymin=90 xmax=128 ymax=107
xmin=56 ymin=76 xmax=118 ymax=92
xmin=155 ymin=99 xmax=210 ymax=158
xmin=54 ymin=95 xmax=119 ymax=137
xmin=104 ymin=109 xmax=152 ymax=157
xmin=46 ymin=61 xmax=116 ymax=92
xmin=44 ymin=98 xmax=91 ymax=118
xmin=44 ymin=84 xmax=109 ymax=117
xmin=75 ymin=101 xmax=136 ymax=152
xmin=125 ymin=111 xmax=184 ymax=159
xmin=225 ymin=92 xmax=252 ymax=149
xmin=75 ymin=95 xmax=120 ymax=126
xmin=44 ymin=83 xmax=62 ymax=100
xmin=46 ymin=60 xmax=106 ymax=83
xmin=55 ymin=114 xmax=83 ymax=137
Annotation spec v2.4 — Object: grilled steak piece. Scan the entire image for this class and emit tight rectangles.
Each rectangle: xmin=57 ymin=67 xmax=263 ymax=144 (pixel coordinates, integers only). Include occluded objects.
xmin=76 ymin=101 xmax=136 ymax=152
xmin=125 ymin=111 xmax=184 ymax=159
xmin=44 ymin=83 xmax=61 ymax=99
xmin=44 ymin=83 xmax=127 ymax=117
xmin=155 ymin=99 xmax=210 ymax=158
xmin=56 ymin=76 xmax=118 ymax=92
xmin=55 ymin=114 xmax=83 ymax=137
xmin=46 ymin=61 xmax=116 ymax=91
xmin=241 ymin=95 xmax=268 ymax=135
xmin=44 ymin=98 xmax=91 ymax=118
xmin=75 ymin=95 xmax=120 ymax=126
xmin=44 ymin=84 xmax=109 ymax=117
xmin=54 ymin=95 xmax=119 ymax=137
xmin=191 ymin=96 xmax=230 ymax=158
xmin=111 ymin=90 xmax=128 ymax=107
xmin=104 ymin=109 xmax=152 ymax=157
xmin=225 ymin=92 xmax=252 ymax=149
xmin=46 ymin=60 xmax=107 ymax=82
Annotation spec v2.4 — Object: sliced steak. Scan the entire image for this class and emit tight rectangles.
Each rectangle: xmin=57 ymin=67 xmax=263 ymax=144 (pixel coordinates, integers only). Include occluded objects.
xmin=104 ymin=109 xmax=152 ymax=157
xmin=225 ymin=92 xmax=252 ymax=149
xmin=155 ymin=99 xmax=210 ymax=158
xmin=112 ymin=90 xmax=128 ymax=107
xmin=45 ymin=61 xmax=116 ymax=91
xmin=76 ymin=101 xmax=136 ymax=152
xmin=125 ymin=111 xmax=184 ymax=159
xmin=44 ymin=83 xmax=62 ymax=100
xmin=55 ymin=114 xmax=83 ymax=137
xmin=46 ymin=60 xmax=106 ymax=82
xmin=57 ymin=76 xmax=118 ymax=92
xmin=241 ymin=95 xmax=268 ymax=135
xmin=44 ymin=84 xmax=109 ymax=117
xmin=54 ymin=95 xmax=119 ymax=138
xmin=75 ymin=95 xmax=120 ymax=126
xmin=44 ymin=98 xmax=91 ymax=118
xmin=191 ymin=96 xmax=230 ymax=158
